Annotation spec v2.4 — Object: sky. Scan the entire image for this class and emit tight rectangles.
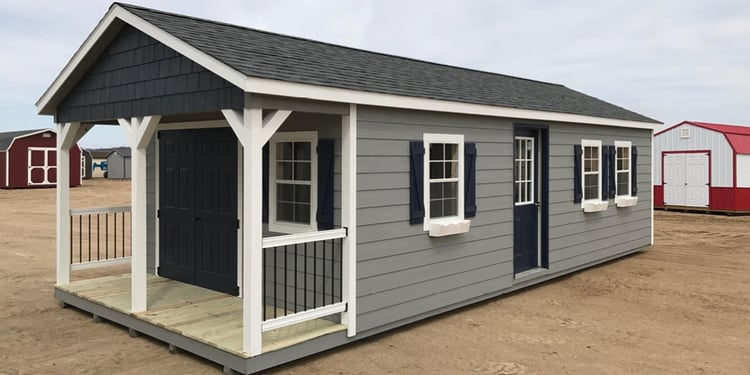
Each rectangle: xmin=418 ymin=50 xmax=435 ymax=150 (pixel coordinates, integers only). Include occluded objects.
xmin=1 ymin=0 xmax=750 ymax=148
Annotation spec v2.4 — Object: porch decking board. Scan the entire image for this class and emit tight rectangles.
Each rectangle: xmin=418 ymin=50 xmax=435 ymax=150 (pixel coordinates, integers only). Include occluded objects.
xmin=56 ymin=274 xmax=345 ymax=359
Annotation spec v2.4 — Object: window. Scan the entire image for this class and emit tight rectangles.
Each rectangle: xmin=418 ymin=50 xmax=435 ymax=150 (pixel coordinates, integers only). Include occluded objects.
xmin=269 ymin=132 xmax=317 ymax=233
xmin=581 ymin=139 xmax=601 ymax=202
xmin=514 ymin=137 xmax=534 ymax=205
xmin=615 ymin=141 xmax=631 ymax=197
xmin=423 ymin=133 xmax=465 ymax=230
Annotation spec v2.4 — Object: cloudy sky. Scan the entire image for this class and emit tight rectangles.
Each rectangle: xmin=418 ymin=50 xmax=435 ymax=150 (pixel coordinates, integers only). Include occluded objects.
xmin=1 ymin=0 xmax=749 ymax=147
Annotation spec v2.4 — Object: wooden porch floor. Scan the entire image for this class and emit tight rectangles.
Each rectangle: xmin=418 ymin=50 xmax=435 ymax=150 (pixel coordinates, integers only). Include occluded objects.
xmin=56 ymin=273 xmax=346 ymax=357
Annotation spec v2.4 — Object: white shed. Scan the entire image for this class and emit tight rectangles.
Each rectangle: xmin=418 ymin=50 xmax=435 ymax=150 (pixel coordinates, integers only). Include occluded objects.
xmin=654 ymin=121 xmax=750 ymax=212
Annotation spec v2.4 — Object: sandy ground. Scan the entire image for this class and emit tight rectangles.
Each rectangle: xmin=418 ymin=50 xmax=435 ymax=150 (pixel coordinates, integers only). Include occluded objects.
xmin=1 ymin=179 xmax=748 ymax=374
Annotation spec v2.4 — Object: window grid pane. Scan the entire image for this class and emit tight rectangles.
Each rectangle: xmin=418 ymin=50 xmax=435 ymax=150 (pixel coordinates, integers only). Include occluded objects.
xmin=583 ymin=145 xmax=600 ymax=201
xmin=275 ymin=140 xmax=313 ymax=225
xmin=428 ymin=142 xmax=459 ymax=219
xmin=514 ymin=137 xmax=534 ymax=204
xmin=615 ymin=146 xmax=630 ymax=196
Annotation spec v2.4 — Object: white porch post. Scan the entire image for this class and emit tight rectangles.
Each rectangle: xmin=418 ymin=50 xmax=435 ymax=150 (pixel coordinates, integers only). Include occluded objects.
xmin=56 ymin=122 xmax=86 ymax=285
xmin=223 ymin=108 xmax=264 ymax=356
xmin=118 ymin=116 xmax=161 ymax=313
xmin=341 ymin=104 xmax=357 ymax=336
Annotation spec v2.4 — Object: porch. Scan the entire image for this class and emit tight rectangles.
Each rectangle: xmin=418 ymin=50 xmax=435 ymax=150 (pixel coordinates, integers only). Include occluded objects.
xmin=56 ymin=273 xmax=347 ymax=356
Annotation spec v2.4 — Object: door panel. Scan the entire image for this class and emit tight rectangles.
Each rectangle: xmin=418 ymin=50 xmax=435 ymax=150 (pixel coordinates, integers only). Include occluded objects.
xmin=663 ymin=154 xmax=685 ymax=206
xmin=685 ymin=153 xmax=709 ymax=207
xmin=514 ymin=129 xmax=539 ymax=274
xmin=159 ymin=128 xmax=238 ymax=295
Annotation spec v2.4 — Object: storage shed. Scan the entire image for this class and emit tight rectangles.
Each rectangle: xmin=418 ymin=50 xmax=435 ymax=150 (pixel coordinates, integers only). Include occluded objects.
xmin=81 ymin=148 xmax=93 ymax=179
xmin=36 ymin=4 xmax=660 ymax=374
xmin=0 ymin=129 xmax=82 ymax=189
xmin=654 ymin=121 xmax=750 ymax=212
xmin=105 ymin=147 xmax=131 ymax=179
xmin=88 ymin=148 xmax=111 ymax=177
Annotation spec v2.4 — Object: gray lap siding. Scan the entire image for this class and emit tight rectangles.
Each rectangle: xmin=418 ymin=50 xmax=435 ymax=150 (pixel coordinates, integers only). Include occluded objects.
xmin=355 ymin=106 xmax=651 ymax=333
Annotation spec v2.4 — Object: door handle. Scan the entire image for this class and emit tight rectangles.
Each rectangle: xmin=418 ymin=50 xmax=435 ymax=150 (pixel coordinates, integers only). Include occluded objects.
xmin=535 ymin=201 xmax=541 ymax=207
xmin=193 ymin=217 xmax=202 ymax=221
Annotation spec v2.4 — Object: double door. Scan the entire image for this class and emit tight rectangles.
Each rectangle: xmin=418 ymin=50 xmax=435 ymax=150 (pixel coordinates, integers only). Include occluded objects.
xmin=159 ymin=128 xmax=238 ymax=295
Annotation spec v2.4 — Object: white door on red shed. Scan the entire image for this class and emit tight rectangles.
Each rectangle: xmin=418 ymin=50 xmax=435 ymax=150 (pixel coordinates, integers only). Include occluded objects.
xmin=663 ymin=153 xmax=709 ymax=207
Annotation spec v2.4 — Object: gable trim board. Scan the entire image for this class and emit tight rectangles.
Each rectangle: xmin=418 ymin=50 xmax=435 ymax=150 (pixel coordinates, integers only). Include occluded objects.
xmin=39 ymin=3 xmax=657 ymax=374
xmin=654 ymin=121 xmax=750 ymax=212
xmin=37 ymin=4 xmax=659 ymax=132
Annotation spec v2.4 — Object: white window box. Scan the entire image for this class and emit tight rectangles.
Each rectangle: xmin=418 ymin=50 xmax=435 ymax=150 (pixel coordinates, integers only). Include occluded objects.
xmin=615 ymin=196 xmax=638 ymax=207
xmin=582 ymin=200 xmax=608 ymax=213
xmin=428 ymin=218 xmax=471 ymax=237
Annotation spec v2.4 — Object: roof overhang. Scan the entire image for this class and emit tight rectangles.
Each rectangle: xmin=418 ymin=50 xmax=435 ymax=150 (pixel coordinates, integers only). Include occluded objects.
xmin=38 ymin=4 xmax=660 ymax=131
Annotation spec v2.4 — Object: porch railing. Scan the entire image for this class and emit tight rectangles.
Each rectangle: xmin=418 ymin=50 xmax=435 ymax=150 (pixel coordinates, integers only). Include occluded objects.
xmin=69 ymin=206 xmax=131 ymax=270
xmin=261 ymin=228 xmax=347 ymax=332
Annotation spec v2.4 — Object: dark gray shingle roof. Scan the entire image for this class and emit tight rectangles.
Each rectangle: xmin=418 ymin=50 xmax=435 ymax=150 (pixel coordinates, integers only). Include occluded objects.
xmin=119 ymin=3 xmax=658 ymax=124
xmin=0 ymin=129 xmax=51 ymax=151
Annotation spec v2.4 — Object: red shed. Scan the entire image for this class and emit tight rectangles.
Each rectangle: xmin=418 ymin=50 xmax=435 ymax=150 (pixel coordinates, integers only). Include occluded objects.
xmin=0 ymin=129 xmax=82 ymax=189
xmin=654 ymin=121 xmax=750 ymax=213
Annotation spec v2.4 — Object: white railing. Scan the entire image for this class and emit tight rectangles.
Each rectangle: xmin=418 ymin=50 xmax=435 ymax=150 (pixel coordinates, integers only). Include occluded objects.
xmin=261 ymin=228 xmax=347 ymax=331
xmin=69 ymin=206 xmax=131 ymax=270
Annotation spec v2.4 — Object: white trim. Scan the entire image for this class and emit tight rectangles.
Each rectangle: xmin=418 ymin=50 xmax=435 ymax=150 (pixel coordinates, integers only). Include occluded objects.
xmin=56 ymin=123 xmax=78 ymax=286
xmin=580 ymin=139 xmax=603 ymax=205
xmin=71 ymin=257 xmax=131 ymax=271
xmin=422 ymin=133 xmax=465 ymax=232
xmin=650 ymin=130 xmax=654 ymax=245
xmin=514 ymin=136 xmax=535 ymax=206
xmin=262 ymin=228 xmax=346 ymax=248
xmin=4 ymin=151 xmax=8 ymax=187
xmin=154 ymin=136 xmax=160 ymax=276
xmin=268 ymin=131 xmax=318 ymax=234
xmin=157 ymin=120 xmax=229 ymax=131
xmin=260 ymin=110 xmax=292 ymax=145
xmin=244 ymin=76 xmax=660 ymax=130
xmin=69 ymin=205 xmax=130 ymax=215
xmin=614 ymin=140 xmax=632 ymax=198
xmin=27 ymin=147 xmax=56 ymax=186
xmin=236 ymin=142 xmax=243 ymax=296
xmin=341 ymin=103 xmax=357 ymax=337
xmin=261 ymin=302 xmax=346 ymax=332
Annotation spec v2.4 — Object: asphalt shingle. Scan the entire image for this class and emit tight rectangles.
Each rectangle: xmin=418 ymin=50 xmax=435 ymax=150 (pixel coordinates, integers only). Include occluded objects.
xmin=119 ymin=3 xmax=659 ymax=124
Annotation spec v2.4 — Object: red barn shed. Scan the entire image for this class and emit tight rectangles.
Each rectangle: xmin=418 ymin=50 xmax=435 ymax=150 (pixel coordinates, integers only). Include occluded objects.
xmin=0 ymin=129 xmax=82 ymax=189
xmin=654 ymin=121 xmax=750 ymax=213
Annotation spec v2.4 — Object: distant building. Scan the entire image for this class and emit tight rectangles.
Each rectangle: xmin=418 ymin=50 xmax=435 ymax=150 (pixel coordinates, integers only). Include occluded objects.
xmin=105 ymin=147 xmax=131 ymax=179
xmin=0 ymin=129 xmax=82 ymax=188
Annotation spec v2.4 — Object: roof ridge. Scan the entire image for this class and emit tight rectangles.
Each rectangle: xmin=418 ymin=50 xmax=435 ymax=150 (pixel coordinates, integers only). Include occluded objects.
xmin=114 ymin=2 xmax=566 ymax=88
xmin=686 ymin=121 xmax=750 ymax=134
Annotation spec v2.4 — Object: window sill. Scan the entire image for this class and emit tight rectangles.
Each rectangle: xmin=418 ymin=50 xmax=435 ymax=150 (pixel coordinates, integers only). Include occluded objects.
xmin=582 ymin=200 xmax=608 ymax=213
xmin=428 ymin=218 xmax=471 ymax=237
xmin=615 ymin=196 xmax=638 ymax=207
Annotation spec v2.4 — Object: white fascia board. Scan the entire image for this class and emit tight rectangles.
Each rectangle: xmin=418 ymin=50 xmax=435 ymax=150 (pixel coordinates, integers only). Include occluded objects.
xmin=37 ymin=5 xmax=246 ymax=114
xmin=245 ymin=76 xmax=660 ymax=130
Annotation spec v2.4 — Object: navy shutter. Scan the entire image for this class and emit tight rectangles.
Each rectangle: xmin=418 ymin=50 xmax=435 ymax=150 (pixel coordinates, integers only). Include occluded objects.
xmin=601 ymin=145 xmax=609 ymax=200
xmin=409 ymin=141 xmax=425 ymax=224
xmin=464 ymin=143 xmax=477 ymax=218
xmin=316 ymin=139 xmax=335 ymax=230
xmin=262 ymin=144 xmax=269 ymax=223
xmin=608 ymin=145 xmax=617 ymax=199
xmin=573 ymin=144 xmax=583 ymax=203
xmin=631 ymin=146 xmax=638 ymax=196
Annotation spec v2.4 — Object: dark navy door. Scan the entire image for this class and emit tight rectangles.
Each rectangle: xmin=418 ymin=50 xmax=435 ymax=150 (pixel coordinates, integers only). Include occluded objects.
xmin=159 ymin=128 xmax=238 ymax=295
xmin=513 ymin=129 xmax=539 ymax=274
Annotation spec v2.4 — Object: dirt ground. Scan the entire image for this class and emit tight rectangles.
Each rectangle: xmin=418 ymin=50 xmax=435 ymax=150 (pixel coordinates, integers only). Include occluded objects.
xmin=1 ymin=179 xmax=748 ymax=375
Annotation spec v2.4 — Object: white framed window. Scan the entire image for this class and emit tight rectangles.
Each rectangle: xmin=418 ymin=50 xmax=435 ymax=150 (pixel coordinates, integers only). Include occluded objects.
xmin=269 ymin=131 xmax=318 ymax=233
xmin=614 ymin=141 xmax=631 ymax=197
xmin=581 ymin=139 xmax=602 ymax=202
xmin=514 ymin=136 xmax=534 ymax=206
xmin=423 ymin=133 xmax=469 ymax=234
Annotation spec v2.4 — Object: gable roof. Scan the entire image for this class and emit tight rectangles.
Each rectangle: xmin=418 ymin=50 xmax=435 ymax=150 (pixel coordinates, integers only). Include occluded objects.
xmin=657 ymin=121 xmax=750 ymax=154
xmin=106 ymin=147 xmax=131 ymax=158
xmin=0 ymin=129 xmax=53 ymax=151
xmin=37 ymin=3 xmax=660 ymax=128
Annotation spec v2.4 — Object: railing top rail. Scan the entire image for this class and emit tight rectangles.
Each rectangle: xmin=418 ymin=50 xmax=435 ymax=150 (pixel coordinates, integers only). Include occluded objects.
xmin=69 ymin=206 xmax=131 ymax=215
xmin=262 ymin=228 xmax=346 ymax=249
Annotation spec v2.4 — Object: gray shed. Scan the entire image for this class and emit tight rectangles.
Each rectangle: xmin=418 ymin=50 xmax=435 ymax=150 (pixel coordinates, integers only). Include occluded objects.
xmin=105 ymin=147 xmax=131 ymax=179
xmin=36 ymin=4 xmax=660 ymax=374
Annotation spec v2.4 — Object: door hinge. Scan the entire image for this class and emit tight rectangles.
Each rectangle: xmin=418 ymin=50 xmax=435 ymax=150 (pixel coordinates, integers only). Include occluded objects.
xmin=237 ymin=219 xmax=240 ymax=229
xmin=235 ymin=286 xmax=240 ymax=295
xmin=156 ymin=209 xmax=160 ymax=218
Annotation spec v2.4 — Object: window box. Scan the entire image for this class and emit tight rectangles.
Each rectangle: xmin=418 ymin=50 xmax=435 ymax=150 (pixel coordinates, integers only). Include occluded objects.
xmin=428 ymin=217 xmax=471 ymax=237
xmin=582 ymin=200 xmax=608 ymax=212
xmin=615 ymin=196 xmax=638 ymax=207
